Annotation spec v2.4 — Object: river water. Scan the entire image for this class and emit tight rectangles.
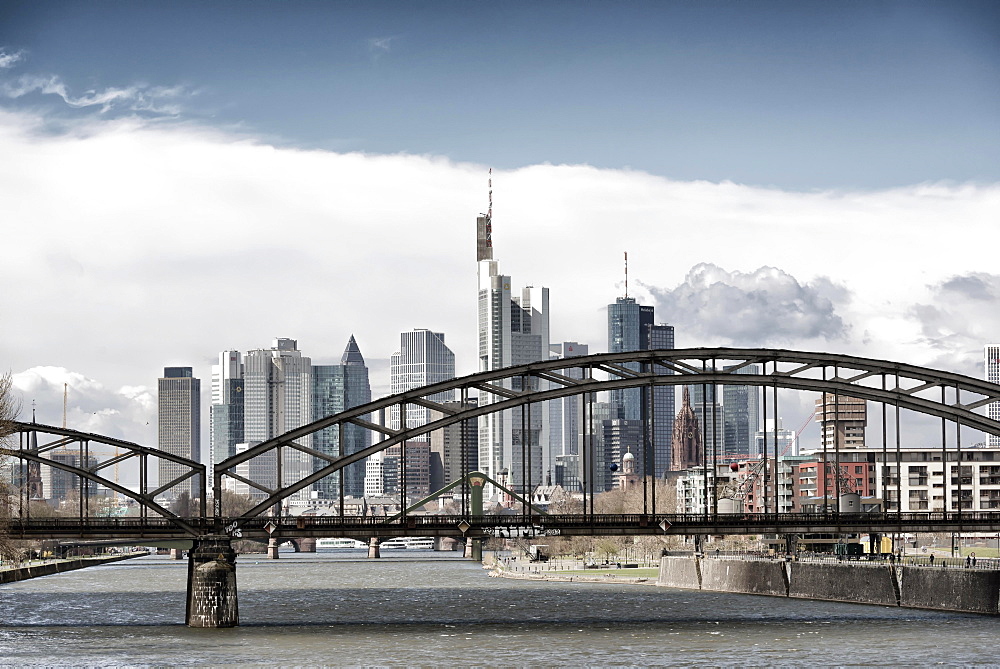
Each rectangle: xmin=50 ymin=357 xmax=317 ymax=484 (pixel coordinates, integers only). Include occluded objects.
xmin=0 ymin=549 xmax=997 ymax=666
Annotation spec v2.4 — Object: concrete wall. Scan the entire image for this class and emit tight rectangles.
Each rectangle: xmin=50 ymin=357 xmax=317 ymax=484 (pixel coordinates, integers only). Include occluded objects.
xmin=787 ymin=562 xmax=899 ymax=607
xmin=0 ymin=552 xmax=146 ymax=585
xmin=701 ymin=558 xmax=788 ymax=597
xmin=900 ymin=566 xmax=1000 ymax=614
xmin=658 ymin=556 xmax=1000 ymax=616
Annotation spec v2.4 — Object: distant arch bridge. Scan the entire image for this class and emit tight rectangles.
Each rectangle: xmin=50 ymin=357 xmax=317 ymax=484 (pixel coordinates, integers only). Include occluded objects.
xmin=7 ymin=348 xmax=1000 ymax=538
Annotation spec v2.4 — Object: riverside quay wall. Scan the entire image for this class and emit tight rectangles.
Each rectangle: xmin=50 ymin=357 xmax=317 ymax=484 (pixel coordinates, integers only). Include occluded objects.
xmin=658 ymin=556 xmax=1000 ymax=615
xmin=0 ymin=552 xmax=148 ymax=585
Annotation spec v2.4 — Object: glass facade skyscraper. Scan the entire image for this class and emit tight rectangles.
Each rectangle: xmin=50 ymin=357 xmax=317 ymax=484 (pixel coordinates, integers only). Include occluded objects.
xmin=389 ymin=329 xmax=456 ymax=438
xmin=988 ymin=345 xmax=1000 ymax=447
xmin=312 ymin=336 xmax=372 ymax=498
xmin=606 ymin=297 xmax=675 ymax=477
xmin=157 ymin=366 xmax=201 ymax=499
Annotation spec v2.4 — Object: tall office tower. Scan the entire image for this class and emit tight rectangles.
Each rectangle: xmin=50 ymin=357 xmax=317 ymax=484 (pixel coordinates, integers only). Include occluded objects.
xmin=644 ymin=323 xmax=675 ymax=476
xmin=987 ymin=345 xmax=1000 ymax=446
xmin=607 ymin=298 xmax=676 ymax=477
xmin=157 ymin=367 xmax=201 ymax=499
xmin=723 ymin=364 xmax=760 ymax=459
xmin=364 ymin=452 xmax=385 ymax=497
xmin=607 ymin=297 xmax=654 ymax=422
xmin=670 ymin=387 xmax=704 ymax=471
xmin=382 ymin=441 xmax=432 ymax=497
xmin=429 ymin=399 xmax=479 ymax=492
xmin=688 ymin=383 xmax=723 ymax=462
xmin=389 ymin=329 xmax=456 ymax=439
xmin=814 ymin=393 xmax=867 ymax=450
xmin=547 ymin=342 xmax=588 ymax=484
xmin=580 ymin=399 xmax=613 ymax=491
xmin=210 ymin=350 xmax=244 ymax=483
xmin=243 ymin=339 xmax=313 ymax=501
xmin=477 ymin=205 xmax=550 ymax=494
xmin=313 ymin=336 xmax=372 ymax=498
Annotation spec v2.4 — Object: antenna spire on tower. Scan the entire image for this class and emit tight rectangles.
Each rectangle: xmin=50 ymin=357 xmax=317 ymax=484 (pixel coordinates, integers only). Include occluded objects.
xmin=624 ymin=251 xmax=628 ymax=299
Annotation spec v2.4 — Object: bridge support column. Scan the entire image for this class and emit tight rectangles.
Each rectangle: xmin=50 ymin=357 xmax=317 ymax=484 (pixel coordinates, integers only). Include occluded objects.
xmin=185 ymin=535 xmax=238 ymax=628
xmin=267 ymin=538 xmax=280 ymax=559
xmin=297 ymin=538 xmax=317 ymax=553
xmin=368 ymin=537 xmax=380 ymax=558
xmin=169 ymin=548 xmax=183 ymax=560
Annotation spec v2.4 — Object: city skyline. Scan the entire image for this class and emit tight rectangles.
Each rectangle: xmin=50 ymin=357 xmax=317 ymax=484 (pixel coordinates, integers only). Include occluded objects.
xmin=3 ymin=2 xmax=998 ymax=455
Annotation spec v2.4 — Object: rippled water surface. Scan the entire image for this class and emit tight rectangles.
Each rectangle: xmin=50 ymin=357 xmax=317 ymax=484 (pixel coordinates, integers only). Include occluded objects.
xmin=0 ymin=550 xmax=997 ymax=666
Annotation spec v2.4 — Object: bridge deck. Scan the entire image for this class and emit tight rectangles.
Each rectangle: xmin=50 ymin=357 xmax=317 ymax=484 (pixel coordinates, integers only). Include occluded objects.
xmin=9 ymin=511 xmax=1000 ymax=540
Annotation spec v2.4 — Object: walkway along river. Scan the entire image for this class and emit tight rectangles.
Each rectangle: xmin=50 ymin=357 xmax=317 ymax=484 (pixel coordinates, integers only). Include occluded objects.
xmin=1 ymin=549 xmax=998 ymax=665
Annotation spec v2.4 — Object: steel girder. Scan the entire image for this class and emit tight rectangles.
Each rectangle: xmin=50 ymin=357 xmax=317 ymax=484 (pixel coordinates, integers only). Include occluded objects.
xmin=4 ymin=423 xmax=205 ymax=535
xmin=216 ymin=347 xmax=1000 ymax=519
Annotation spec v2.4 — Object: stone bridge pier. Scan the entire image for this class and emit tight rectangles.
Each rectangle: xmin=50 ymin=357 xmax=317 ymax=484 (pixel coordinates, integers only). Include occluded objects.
xmin=185 ymin=535 xmax=239 ymax=628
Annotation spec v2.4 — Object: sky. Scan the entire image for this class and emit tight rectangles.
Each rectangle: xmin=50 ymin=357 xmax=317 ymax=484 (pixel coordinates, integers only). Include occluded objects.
xmin=1 ymin=1 xmax=999 ymax=459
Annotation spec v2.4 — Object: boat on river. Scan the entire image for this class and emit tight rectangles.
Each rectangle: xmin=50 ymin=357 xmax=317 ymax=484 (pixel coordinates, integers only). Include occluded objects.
xmin=316 ymin=538 xmax=368 ymax=550
xmin=380 ymin=537 xmax=434 ymax=550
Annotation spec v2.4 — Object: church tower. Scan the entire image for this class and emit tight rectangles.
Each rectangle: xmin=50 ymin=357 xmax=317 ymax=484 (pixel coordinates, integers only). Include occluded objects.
xmin=670 ymin=387 xmax=704 ymax=471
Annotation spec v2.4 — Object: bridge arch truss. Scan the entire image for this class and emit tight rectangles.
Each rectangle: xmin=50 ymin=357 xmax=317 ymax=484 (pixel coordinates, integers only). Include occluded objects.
xmin=216 ymin=348 xmax=1000 ymax=520
xmin=3 ymin=423 xmax=206 ymax=535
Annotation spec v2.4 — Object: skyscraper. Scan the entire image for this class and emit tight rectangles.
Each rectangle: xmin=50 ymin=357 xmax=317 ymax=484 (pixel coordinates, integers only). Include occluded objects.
xmin=313 ymin=336 xmax=372 ymax=498
xmin=723 ymin=364 xmax=760 ymax=459
xmin=987 ymin=345 xmax=1000 ymax=447
xmin=688 ymin=382 xmax=723 ymax=462
xmin=157 ymin=366 xmax=201 ymax=499
xmin=607 ymin=297 xmax=675 ymax=476
xmin=477 ymin=206 xmax=550 ymax=494
xmin=814 ymin=393 xmax=867 ymax=450
xmin=243 ymin=338 xmax=313 ymax=500
xmin=547 ymin=342 xmax=588 ymax=486
xmin=210 ymin=350 xmax=244 ymax=482
xmin=389 ymin=329 xmax=456 ymax=438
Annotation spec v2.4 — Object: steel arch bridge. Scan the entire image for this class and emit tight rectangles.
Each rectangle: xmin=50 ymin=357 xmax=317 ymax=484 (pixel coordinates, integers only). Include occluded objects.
xmin=6 ymin=348 xmax=1000 ymax=537
xmin=214 ymin=347 xmax=1000 ymax=520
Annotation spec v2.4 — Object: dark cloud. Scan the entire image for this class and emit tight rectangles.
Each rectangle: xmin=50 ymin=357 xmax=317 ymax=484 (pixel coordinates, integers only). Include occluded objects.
xmin=644 ymin=263 xmax=850 ymax=347
xmin=939 ymin=274 xmax=998 ymax=302
xmin=908 ymin=272 xmax=1000 ymax=377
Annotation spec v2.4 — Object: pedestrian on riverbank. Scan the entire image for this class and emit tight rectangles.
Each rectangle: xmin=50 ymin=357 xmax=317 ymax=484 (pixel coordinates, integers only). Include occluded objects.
xmin=929 ymin=554 xmax=935 ymax=565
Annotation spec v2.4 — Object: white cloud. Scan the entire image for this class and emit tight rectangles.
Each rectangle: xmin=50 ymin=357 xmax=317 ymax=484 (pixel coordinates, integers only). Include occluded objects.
xmin=1 ymin=108 xmax=997 ymax=450
xmin=11 ymin=367 xmax=155 ymax=445
xmin=2 ymin=74 xmax=186 ymax=114
xmin=0 ymin=49 xmax=25 ymax=70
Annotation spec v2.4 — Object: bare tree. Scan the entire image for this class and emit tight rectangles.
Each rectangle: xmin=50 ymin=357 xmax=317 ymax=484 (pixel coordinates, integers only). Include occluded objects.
xmin=0 ymin=372 xmax=22 ymax=561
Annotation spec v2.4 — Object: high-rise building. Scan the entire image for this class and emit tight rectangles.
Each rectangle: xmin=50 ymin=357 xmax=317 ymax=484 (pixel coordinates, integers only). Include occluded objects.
xmin=723 ymin=364 xmax=760 ymax=459
xmin=987 ymin=344 xmax=1000 ymax=447
xmin=547 ymin=342 xmax=588 ymax=484
xmin=312 ymin=336 xmax=372 ymax=498
xmin=429 ymin=399 xmax=478 ymax=492
xmin=607 ymin=297 xmax=653 ymax=422
xmin=244 ymin=339 xmax=313 ymax=501
xmin=688 ymin=383 xmax=723 ymax=463
xmin=210 ymin=350 xmax=244 ymax=483
xmin=389 ymin=329 xmax=456 ymax=439
xmin=815 ymin=393 xmax=867 ymax=450
xmin=157 ymin=366 xmax=201 ymax=499
xmin=477 ymin=209 xmax=550 ymax=494
xmin=607 ymin=298 xmax=675 ymax=477
xmin=644 ymin=324 xmax=676 ymax=475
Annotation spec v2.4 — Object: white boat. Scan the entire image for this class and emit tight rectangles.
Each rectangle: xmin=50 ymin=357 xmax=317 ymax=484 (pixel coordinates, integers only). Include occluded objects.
xmin=380 ymin=538 xmax=409 ymax=549
xmin=316 ymin=538 xmax=368 ymax=550
xmin=379 ymin=537 xmax=435 ymax=550
xmin=405 ymin=537 xmax=434 ymax=550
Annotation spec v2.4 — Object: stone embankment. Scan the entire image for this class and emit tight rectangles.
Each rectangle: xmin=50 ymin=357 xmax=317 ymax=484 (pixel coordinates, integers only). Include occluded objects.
xmin=658 ymin=556 xmax=1000 ymax=615
xmin=0 ymin=551 xmax=149 ymax=585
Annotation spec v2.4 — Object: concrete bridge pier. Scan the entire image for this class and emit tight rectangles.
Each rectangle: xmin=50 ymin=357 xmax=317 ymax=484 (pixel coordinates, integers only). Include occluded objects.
xmin=267 ymin=538 xmax=280 ymax=559
xmin=185 ymin=535 xmax=239 ymax=628
xmin=368 ymin=537 xmax=380 ymax=558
